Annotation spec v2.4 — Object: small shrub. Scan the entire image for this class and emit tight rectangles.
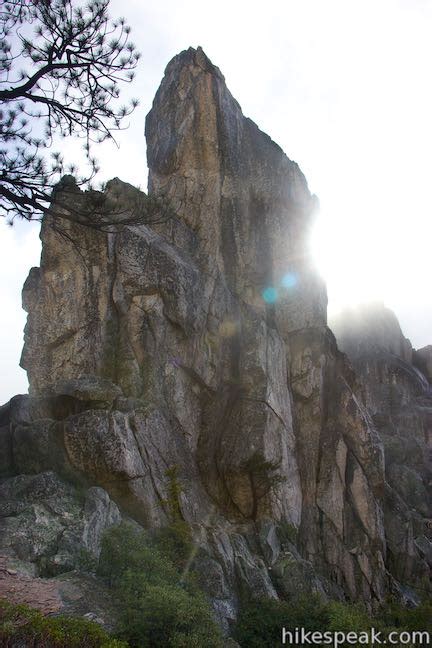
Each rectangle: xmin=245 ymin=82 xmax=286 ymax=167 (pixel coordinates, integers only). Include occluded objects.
xmin=277 ymin=521 xmax=298 ymax=545
xmin=77 ymin=547 xmax=98 ymax=573
xmin=241 ymin=452 xmax=286 ymax=520
xmin=160 ymin=466 xmax=184 ymax=523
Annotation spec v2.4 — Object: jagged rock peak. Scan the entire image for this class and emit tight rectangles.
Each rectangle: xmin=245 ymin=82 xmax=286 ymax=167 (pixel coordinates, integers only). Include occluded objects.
xmin=146 ymin=46 xmax=326 ymax=334
xmin=165 ymin=46 xmax=226 ymax=80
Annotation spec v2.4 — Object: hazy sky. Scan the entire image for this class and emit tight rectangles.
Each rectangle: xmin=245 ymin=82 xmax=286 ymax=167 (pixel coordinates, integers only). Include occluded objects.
xmin=1 ymin=0 xmax=431 ymax=403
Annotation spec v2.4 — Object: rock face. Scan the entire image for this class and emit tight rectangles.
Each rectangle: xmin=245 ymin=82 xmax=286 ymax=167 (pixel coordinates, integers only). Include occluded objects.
xmin=414 ymin=346 xmax=432 ymax=383
xmin=331 ymin=304 xmax=432 ymax=595
xmin=1 ymin=47 xmax=429 ymax=628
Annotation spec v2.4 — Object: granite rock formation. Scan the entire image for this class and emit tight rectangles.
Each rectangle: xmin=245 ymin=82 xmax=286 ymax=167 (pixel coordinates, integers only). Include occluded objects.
xmin=331 ymin=304 xmax=432 ymax=596
xmin=0 ymin=48 xmax=430 ymax=631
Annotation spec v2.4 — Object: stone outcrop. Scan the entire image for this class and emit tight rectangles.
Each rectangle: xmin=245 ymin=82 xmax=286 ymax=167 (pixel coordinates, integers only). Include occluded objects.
xmin=331 ymin=304 xmax=432 ymax=596
xmin=0 ymin=555 xmax=120 ymax=631
xmin=0 ymin=454 xmax=121 ymax=577
xmin=1 ymin=47 xmax=430 ymax=630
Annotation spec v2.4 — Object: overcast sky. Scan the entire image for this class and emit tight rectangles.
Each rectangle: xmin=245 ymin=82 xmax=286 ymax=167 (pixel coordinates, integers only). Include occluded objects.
xmin=1 ymin=0 xmax=431 ymax=403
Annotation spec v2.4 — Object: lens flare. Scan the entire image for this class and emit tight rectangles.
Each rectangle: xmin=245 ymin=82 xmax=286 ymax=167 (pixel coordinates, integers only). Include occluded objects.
xmin=262 ymin=286 xmax=278 ymax=303
xmin=219 ymin=319 xmax=238 ymax=337
xmin=281 ymin=272 xmax=297 ymax=289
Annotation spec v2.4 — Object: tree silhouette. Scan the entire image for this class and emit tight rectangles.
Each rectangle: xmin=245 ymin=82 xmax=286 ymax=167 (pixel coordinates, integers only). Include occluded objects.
xmin=0 ymin=0 xmax=144 ymax=225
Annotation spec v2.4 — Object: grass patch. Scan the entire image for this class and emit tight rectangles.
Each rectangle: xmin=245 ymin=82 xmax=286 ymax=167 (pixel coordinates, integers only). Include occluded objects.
xmin=0 ymin=599 xmax=126 ymax=647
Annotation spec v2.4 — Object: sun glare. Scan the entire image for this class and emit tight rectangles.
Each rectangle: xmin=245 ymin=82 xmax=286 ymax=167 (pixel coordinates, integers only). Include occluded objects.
xmin=311 ymin=211 xmax=385 ymax=315
xmin=311 ymin=195 xmax=432 ymax=344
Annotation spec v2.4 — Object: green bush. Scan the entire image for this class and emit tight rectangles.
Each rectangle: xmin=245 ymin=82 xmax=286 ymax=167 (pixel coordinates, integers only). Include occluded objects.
xmin=98 ymin=522 xmax=179 ymax=587
xmin=76 ymin=547 xmax=99 ymax=573
xmin=233 ymin=594 xmax=329 ymax=647
xmin=149 ymin=522 xmax=194 ymax=570
xmin=117 ymin=582 xmax=222 ymax=647
xmin=376 ymin=599 xmax=432 ymax=633
xmin=0 ymin=598 xmax=127 ymax=647
xmin=277 ymin=521 xmax=298 ymax=545
xmin=233 ymin=596 xmax=432 ymax=648
xmin=98 ymin=523 xmax=223 ymax=647
xmin=326 ymin=601 xmax=373 ymax=635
